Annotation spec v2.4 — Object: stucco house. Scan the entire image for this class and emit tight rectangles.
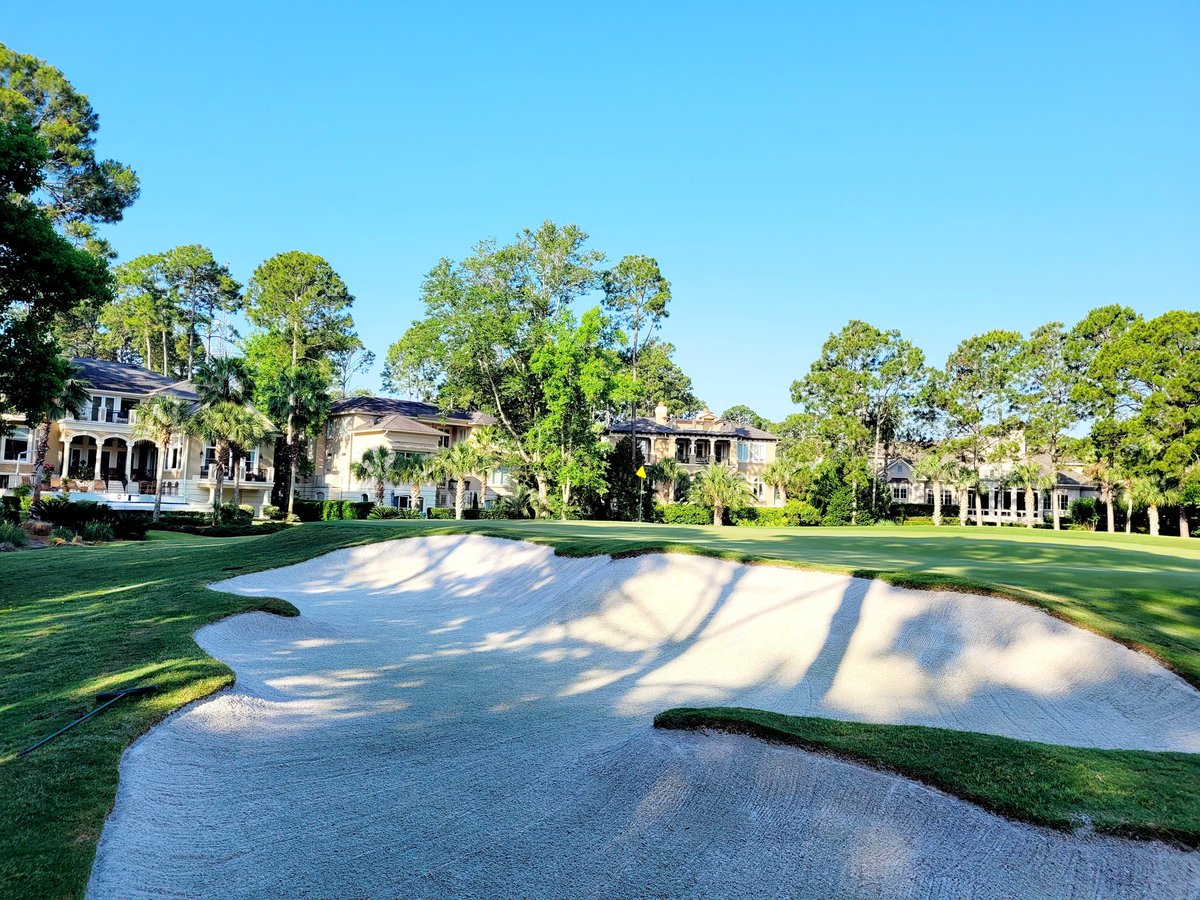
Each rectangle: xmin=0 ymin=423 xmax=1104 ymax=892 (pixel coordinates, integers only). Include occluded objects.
xmin=606 ymin=403 xmax=781 ymax=505
xmin=881 ymin=453 xmax=1100 ymax=523
xmin=296 ymin=395 xmax=501 ymax=510
xmin=0 ymin=358 xmax=277 ymax=514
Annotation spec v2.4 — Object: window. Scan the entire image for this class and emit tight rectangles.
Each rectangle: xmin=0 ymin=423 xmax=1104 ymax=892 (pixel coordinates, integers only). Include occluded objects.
xmin=2 ymin=427 xmax=29 ymax=461
xmin=943 ymin=490 xmax=954 ymax=506
xmin=1058 ymin=493 xmax=1069 ymax=511
xmin=435 ymin=430 xmax=451 ymax=449
xmin=892 ymin=484 xmax=908 ymax=501
xmin=737 ymin=442 xmax=765 ymax=463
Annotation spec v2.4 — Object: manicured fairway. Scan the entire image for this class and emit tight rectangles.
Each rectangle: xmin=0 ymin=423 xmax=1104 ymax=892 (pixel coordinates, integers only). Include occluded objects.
xmin=1 ymin=521 xmax=1197 ymax=898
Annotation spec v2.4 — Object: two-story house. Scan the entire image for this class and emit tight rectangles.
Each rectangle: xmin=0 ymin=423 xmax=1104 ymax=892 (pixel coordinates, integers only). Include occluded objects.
xmin=606 ymin=403 xmax=781 ymax=505
xmin=296 ymin=395 xmax=500 ymax=510
xmin=0 ymin=358 xmax=277 ymax=514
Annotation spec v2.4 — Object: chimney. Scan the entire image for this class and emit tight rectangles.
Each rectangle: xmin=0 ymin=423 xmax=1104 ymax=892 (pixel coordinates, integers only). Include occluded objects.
xmin=654 ymin=401 xmax=669 ymax=425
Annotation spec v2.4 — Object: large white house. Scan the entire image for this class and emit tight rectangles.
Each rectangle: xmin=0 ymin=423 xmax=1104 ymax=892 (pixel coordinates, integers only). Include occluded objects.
xmin=295 ymin=395 xmax=502 ymax=510
xmin=0 ymin=358 xmax=278 ymax=514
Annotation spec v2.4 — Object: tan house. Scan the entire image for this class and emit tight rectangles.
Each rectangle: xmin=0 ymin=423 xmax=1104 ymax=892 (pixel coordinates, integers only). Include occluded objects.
xmin=297 ymin=396 xmax=500 ymax=510
xmin=0 ymin=358 xmax=277 ymax=514
xmin=606 ymin=403 xmax=781 ymax=505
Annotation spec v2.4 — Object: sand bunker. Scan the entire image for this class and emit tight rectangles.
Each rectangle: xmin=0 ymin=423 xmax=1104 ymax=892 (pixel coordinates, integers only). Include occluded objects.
xmin=88 ymin=535 xmax=1200 ymax=898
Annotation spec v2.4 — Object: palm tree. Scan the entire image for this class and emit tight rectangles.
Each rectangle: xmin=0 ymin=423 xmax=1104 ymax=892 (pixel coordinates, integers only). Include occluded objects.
xmin=132 ymin=396 xmax=192 ymax=522
xmin=351 ymin=446 xmax=394 ymax=507
xmin=224 ymin=406 xmax=270 ymax=510
xmin=495 ymin=483 xmax=535 ymax=519
xmin=265 ymin=366 xmax=329 ymax=519
xmin=1132 ymin=476 xmax=1167 ymax=537
xmin=30 ymin=362 xmax=92 ymax=516
xmin=433 ymin=441 xmax=479 ymax=520
xmin=1083 ymin=458 xmax=1120 ymax=533
xmin=946 ymin=464 xmax=975 ymax=527
xmin=759 ymin=459 xmax=794 ymax=506
xmin=1007 ymin=461 xmax=1049 ymax=530
xmin=467 ymin=426 xmax=506 ymax=508
xmin=914 ymin=450 xmax=961 ymax=527
xmin=389 ymin=451 xmax=432 ymax=512
xmin=189 ymin=401 xmax=244 ymax=524
xmin=688 ymin=462 xmax=754 ymax=526
xmin=648 ymin=457 xmax=687 ymax=504
xmin=193 ymin=356 xmax=253 ymax=404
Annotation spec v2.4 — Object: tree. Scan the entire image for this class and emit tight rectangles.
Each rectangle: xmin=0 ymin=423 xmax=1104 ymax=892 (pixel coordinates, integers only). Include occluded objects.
xmin=245 ymin=251 xmax=355 ymax=517
xmin=1006 ymin=460 xmax=1050 ymax=529
xmin=132 ymin=396 xmax=192 ymax=521
xmin=110 ymin=253 xmax=178 ymax=375
xmin=29 ymin=359 xmax=91 ymax=515
xmin=0 ymin=117 xmax=110 ymax=424
xmin=330 ymin=339 xmax=375 ymax=398
xmin=192 ymin=357 xmax=256 ymax=524
xmin=0 ymin=43 xmax=139 ymax=226
xmin=432 ymin=440 xmax=479 ymax=520
xmin=647 ymin=457 xmax=687 ymax=504
xmin=760 ymin=459 xmax=795 ymax=506
xmin=1132 ymin=476 xmax=1167 ymax=537
xmin=466 ymin=425 xmax=508 ymax=508
xmin=1083 ymin=456 xmax=1121 ymax=533
xmin=1017 ymin=322 xmax=1080 ymax=530
xmin=351 ymin=446 xmax=394 ymax=506
xmin=189 ymin=401 xmax=242 ymax=525
xmin=721 ymin=405 xmax=772 ymax=431
xmin=391 ymin=451 xmax=433 ymax=511
xmin=914 ymin=450 xmax=961 ymax=527
xmin=629 ymin=340 xmax=703 ymax=416
xmin=223 ymin=405 xmax=269 ymax=510
xmin=688 ymin=463 xmax=753 ymax=526
xmin=160 ymin=245 xmax=241 ymax=377
xmin=383 ymin=223 xmax=604 ymax=507
xmin=260 ymin=363 xmax=331 ymax=512
xmin=193 ymin=355 xmax=253 ymax=404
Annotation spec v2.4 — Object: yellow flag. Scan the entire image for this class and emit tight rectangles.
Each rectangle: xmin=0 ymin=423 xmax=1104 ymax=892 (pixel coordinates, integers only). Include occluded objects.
xmin=635 ymin=465 xmax=647 ymax=479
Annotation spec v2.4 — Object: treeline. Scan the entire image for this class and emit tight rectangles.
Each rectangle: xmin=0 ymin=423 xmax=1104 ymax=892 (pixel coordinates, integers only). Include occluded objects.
xmin=724 ymin=311 xmax=1200 ymax=537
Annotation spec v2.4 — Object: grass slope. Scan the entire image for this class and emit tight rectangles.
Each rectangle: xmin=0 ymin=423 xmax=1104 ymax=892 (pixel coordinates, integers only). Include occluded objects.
xmin=655 ymin=706 xmax=1200 ymax=845
xmin=2 ymin=520 xmax=1198 ymax=897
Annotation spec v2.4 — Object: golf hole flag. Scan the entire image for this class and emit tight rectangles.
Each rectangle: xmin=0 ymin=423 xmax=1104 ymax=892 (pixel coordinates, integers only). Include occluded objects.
xmin=635 ymin=465 xmax=647 ymax=479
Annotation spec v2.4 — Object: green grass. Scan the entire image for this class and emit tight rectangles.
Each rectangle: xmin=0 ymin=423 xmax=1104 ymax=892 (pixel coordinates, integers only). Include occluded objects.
xmin=654 ymin=706 xmax=1200 ymax=845
xmin=2 ymin=520 xmax=1198 ymax=897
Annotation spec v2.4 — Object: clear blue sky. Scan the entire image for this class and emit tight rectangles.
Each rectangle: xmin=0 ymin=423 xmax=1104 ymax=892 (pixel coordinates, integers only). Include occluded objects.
xmin=8 ymin=2 xmax=1199 ymax=420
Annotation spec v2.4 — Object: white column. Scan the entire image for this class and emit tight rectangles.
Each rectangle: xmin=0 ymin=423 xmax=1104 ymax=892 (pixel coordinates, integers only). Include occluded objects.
xmin=93 ymin=441 xmax=103 ymax=480
xmin=124 ymin=442 xmax=133 ymax=485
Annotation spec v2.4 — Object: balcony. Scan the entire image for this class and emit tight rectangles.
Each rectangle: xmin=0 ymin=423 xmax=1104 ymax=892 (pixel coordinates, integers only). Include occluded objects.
xmin=199 ymin=464 xmax=274 ymax=485
xmin=69 ymin=408 xmax=137 ymax=427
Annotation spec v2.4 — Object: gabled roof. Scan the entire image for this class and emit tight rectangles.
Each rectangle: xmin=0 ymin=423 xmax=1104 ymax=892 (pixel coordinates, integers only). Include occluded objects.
xmin=352 ymin=413 xmax=445 ymax=437
xmin=71 ymin=358 xmax=197 ymax=400
xmin=330 ymin=395 xmax=494 ymax=425
xmin=607 ymin=416 xmax=778 ymax=441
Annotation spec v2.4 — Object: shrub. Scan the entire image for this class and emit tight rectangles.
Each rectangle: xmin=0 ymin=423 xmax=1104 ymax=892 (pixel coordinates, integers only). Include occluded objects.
xmin=168 ymin=522 xmax=291 ymax=537
xmin=292 ymin=498 xmax=322 ymax=522
xmin=1 ymin=496 xmax=20 ymax=524
xmin=368 ymin=505 xmax=400 ymax=519
xmin=428 ymin=507 xmax=455 ymax=520
xmin=11 ymin=482 xmax=32 ymax=499
xmin=262 ymin=504 xmax=282 ymax=520
xmin=320 ymin=500 xmax=343 ymax=521
xmin=109 ymin=510 xmax=151 ymax=540
xmin=899 ymin=515 xmax=935 ymax=526
xmin=81 ymin=521 xmax=115 ymax=542
xmin=216 ymin=503 xmax=253 ymax=525
xmin=783 ymin=500 xmax=821 ymax=526
xmin=1070 ymin=498 xmax=1100 ymax=531
xmin=157 ymin=511 xmax=211 ymax=528
xmin=479 ymin=507 xmax=520 ymax=520
xmin=0 ymin=521 xmax=28 ymax=546
xmin=659 ymin=503 xmax=711 ymax=525
xmin=49 ymin=526 xmax=75 ymax=544
xmin=345 ymin=501 xmax=373 ymax=520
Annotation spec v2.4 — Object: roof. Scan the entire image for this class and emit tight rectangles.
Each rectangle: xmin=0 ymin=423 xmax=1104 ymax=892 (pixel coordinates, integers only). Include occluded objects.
xmin=71 ymin=358 xmax=198 ymax=400
xmin=607 ymin=416 xmax=778 ymax=441
xmin=330 ymin=395 xmax=494 ymax=425
xmin=352 ymin=413 xmax=445 ymax=437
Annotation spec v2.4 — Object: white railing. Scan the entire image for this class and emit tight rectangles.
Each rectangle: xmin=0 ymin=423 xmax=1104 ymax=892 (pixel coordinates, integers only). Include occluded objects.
xmin=71 ymin=407 xmax=136 ymax=425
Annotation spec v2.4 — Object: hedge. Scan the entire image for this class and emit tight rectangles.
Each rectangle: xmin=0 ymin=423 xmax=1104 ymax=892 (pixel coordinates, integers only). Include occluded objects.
xmin=37 ymin=498 xmax=150 ymax=540
xmin=730 ymin=500 xmax=821 ymax=527
xmin=159 ymin=522 xmax=291 ymax=538
xmin=367 ymin=506 xmax=421 ymax=519
xmin=1 ymin=496 xmax=19 ymax=524
xmin=657 ymin=503 xmax=712 ymax=525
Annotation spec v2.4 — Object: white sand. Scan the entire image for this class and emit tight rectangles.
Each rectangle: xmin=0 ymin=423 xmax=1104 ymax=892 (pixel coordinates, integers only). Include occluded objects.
xmin=88 ymin=535 xmax=1200 ymax=898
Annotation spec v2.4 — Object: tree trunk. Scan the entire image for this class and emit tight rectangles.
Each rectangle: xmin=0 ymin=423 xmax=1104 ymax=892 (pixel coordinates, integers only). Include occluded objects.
xmin=535 ymin=473 xmax=549 ymax=517
xmin=932 ymin=479 xmax=942 ymax=526
xmin=161 ymin=330 xmax=169 ymax=377
xmin=212 ymin=441 xmax=227 ymax=525
xmin=411 ymin=480 xmax=422 ymax=514
xmin=713 ymin=501 xmax=723 ymax=527
xmin=1025 ymin=485 xmax=1035 ymax=529
xmin=233 ymin=462 xmax=242 ymax=511
xmin=30 ymin=421 xmax=50 ymax=516
xmin=959 ymin=488 xmax=968 ymax=527
xmin=1148 ymin=504 xmax=1159 ymax=537
xmin=1104 ymin=486 xmax=1115 ymax=533
xmin=851 ymin=476 xmax=858 ymax=525
xmin=1051 ymin=493 xmax=1061 ymax=531
xmin=153 ymin=439 xmax=167 ymax=522
xmin=455 ymin=478 xmax=465 ymax=520
xmin=1125 ymin=494 xmax=1133 ymax=535
xmin=1179 ymin=509 xmax=1190 ymax=540
xmin=375 ymin=480 xmax=385 ymax=506
xmin=560 ymin=479 xmax=570 ymax=521
xmin=285 ymin=412 xmax=298 ymax=518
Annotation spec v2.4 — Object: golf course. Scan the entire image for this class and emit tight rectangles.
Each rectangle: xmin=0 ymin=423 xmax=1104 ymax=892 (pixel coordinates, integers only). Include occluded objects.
xmin=3 ymin=521 xmax=1199 ymax=898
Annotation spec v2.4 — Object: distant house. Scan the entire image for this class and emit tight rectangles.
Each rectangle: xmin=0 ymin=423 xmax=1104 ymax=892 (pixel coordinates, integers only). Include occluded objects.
xmin=0 ymin=358 xmax=277 ymax=514
xmin=297 ymin=395 xmax=501 ymax=509
xmin=606 ymin=403 xmax=781 ymax=505
xmin=881 ymin=452 xmax=1100 ymax=523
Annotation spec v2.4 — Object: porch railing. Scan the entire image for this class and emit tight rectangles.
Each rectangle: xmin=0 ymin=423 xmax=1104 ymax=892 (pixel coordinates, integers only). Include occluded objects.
xmin=71 ymin=408 xmax=136 ymax=425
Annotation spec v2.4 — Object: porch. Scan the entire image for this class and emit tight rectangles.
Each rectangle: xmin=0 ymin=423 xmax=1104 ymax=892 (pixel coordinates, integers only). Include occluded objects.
xmin=672 ymin=437 xmax=733 ymax=467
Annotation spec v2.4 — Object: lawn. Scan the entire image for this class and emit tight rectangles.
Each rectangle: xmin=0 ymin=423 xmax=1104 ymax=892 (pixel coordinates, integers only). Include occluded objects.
xmin=2 ymin=521 xmax=1198 ymax=898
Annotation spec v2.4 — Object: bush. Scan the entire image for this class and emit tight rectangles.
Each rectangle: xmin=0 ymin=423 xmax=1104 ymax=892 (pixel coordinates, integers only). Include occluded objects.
xmin=81 ymin=521 xmax=115 ymax=543
xmin=262 ymin=504 xmax=282 ymax=520
xmin=658 ymin=503 xmax=712 ymax=525
xmin=1070 ymin=498 xmax=1100 ymax=531
xmin=1 ymin=495 xmax=20 ymax=524
xmin=428 ymin=507 xmax=455 ymax=520
xmin=35 ymin=497 xmax=148 ymax=539
xmin=898 ymin=515 xmax=935 ymax=526
xmin=479 ymin=507 xmax=520 ymax=520
xmin=783 ymin=500 xmax=821 ymax=526
xmin=167 ymin=522 xmax=291 ymax=537
xmin=292 ymin=498 xmax=323 ymax=522
xmin=109 ymin=510 xmax=151 ymax=540
xmin=217 ymin=503 xmax=253 ymax=525
xmin=0 ymin=520 xmax=28 ymax=546
xmin=157 ymin=510 xmax=211 ymax=528
xmin=50 ymin=526 xmax=75 ymax=541
xmin=368 ymin=506 xmax=421 ymax=519
xmin=345 ymin=501 xmax=373 ymax=520
xmin=11 ymin=482 xmax=32 ymax=499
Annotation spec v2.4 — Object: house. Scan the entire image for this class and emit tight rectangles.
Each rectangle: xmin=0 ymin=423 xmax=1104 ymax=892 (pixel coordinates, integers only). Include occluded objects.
xmin=606 ymin=403 xmax=781 ymax=505
xmin=880 ymin=452 xmax=1101 ymax=523
xmin=297 ymin=395 xmax=501 ymax=510
xmin=0 ymin=358 xmax=278 ymax=514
